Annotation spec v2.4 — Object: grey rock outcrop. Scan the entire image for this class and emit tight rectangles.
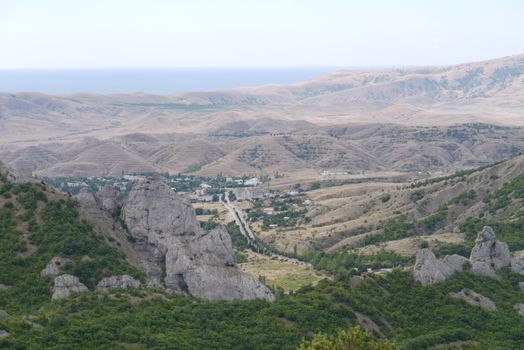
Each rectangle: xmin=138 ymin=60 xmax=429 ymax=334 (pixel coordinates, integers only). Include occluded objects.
xmin=121 ymin=177 xmax=274 ymax=301
xmin=469 ymin=226 xmax=511 ymax=278
xmin=519 ymin=282 xmax=524 ymax=293
xmin=449 ymin=289 xmax=497 ymax=311
xmin=0 ymin=284 xmax=9 ymax=290
xmin=41 ymin=257 xmax=71 ymax=278
xmin=0 ymin=309 xmax=9 ymax=318
xmin=97 ymin=275 xmax=141 ymax=291
xmin=75 ymin=184 xmax=121 ymax=217
xmin=96 ymin=183 xmax=121 ymax=216
xmin=52 ymin=274 xmax=88 ymax=300
xmin=510 ymin=251 xmax=524 ymax=276
xmin=413 ymin=249 xmax=467 ymax=286
xmin=515 ymin=303 xmax=524 ymax=317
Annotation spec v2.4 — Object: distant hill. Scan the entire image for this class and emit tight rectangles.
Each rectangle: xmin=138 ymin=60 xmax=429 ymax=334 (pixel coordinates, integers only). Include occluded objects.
xmin=1 ymin=54 xmax=523 ymax=147
xmin=0 ymin=123 xmax=522 ymax=177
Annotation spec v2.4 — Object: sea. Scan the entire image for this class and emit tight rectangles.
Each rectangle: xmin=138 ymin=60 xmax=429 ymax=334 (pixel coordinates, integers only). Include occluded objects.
xmin=0 ymin=67 xmax=348 ymax=95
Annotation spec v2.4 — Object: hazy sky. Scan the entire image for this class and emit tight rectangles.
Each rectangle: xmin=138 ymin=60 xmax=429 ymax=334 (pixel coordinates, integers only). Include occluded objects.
xmin=0 ymin=0 xmax=523 ymax=68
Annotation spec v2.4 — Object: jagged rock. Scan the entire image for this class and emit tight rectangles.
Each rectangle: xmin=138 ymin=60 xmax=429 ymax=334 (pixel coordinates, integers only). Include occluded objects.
xmin=97 ymin=275 xmax=141 ymax=291
xmin=469 ymin=226 xmax=510 ymax=278
xmin=449 ymin=289 xmax=497 ymax=311
xmin=0 ymin=309 xmax=9 ymax=318
xmin=413 ymin=249 xmax=467 ymax=285
xmin=0 ymin=329 xmax=10 ymax=339
xmin=510 ymin=251 xmax=524 ymax=276
xmin=52 ymin=274 xmax=88 ymax=300
xmin=519 ymin=282 xmax=524 ymax=293
xmin=41 ymin=257 xmax=71 ymax=278
xmin=121 ymin=177 xmax=274 ymax=301
xmin=95 ymin=183 xmax=121 ymax=216
xmin=515 ymin=303 xmax=524 ymax=317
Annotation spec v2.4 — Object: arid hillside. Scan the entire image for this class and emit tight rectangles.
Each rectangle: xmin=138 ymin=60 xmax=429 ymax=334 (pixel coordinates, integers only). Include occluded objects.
xmin=1 ymin=54 xmax=523 ymax=147
xmin=259 ymin=154 xmax=524 ymax=256
xmin=0 ymin=123 xmax=522 ymax=177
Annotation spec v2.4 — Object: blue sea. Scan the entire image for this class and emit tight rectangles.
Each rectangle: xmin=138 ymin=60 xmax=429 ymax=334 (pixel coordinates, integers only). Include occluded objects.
xmin=0 ymin=68 xmax=347 ymax=94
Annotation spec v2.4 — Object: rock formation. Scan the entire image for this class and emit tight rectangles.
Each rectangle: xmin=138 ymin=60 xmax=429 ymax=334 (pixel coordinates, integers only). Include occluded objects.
xmin=0 ymin=309 xmax=9 ymax=318
xmin=413 ymin=249 xmax=467 ymax=286
xmin=41 ymin=257 xmax=71 ymax=278
xmin=413 ymin=226 xmax=519 ymax=285
xmin=75 ymin=184 xmax=121 ymax=217
xmin=0 ymin=284 xmax=9 ymax=290
xmin=469 ymin=226 xmax=511 ymax=278
xmin=510 ymin=251 xmax=524 ymax=276
xmin=96 ymin=275 xmax=141 ymax=291
xmin=121 ymin=176 xmax=274 ymax=301
xmin=75 ymin=188 xmax=98 ymax=207
xmin=519 ymin=282 xmax=524 ymax=293
xmin=449 ymin=289 xmax=497 ymax=311
xmin=52 ymin=274 xmax=89 ymax=300
xmin=515 ymin=303 xmax=524 ymax=317
xmin=95 ymin=183 xmax=121 ymax=216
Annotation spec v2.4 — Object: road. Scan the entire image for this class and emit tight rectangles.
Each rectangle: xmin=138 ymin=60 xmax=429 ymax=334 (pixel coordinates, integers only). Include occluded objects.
xmin=221 ymin=191 xmax=311 ymax=267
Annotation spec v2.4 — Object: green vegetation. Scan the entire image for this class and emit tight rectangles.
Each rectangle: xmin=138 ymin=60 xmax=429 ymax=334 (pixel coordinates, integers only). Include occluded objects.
xmin=226 ymin=221 xmax=250 ymax=251
xmin=2 ymin=171 xmax=524 ymax=349
xmin=299 ymin=327 xmax=397 ymax=350
xmin=483 ymin=173 xmax=524 ymax=213
xmin=302 ymin=250 xmax=413 ymax=276
xmin=0 ymin=181 xmax=141 ymax=315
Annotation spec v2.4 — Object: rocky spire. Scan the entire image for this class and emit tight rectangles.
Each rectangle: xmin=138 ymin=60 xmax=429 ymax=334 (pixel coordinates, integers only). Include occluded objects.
xmin=469 ymin=226 xmax=511 ymax=278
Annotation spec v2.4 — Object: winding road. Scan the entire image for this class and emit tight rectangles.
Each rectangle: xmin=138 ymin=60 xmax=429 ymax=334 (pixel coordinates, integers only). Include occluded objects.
xmin=220 ymin=191 xmax=311 ymax=267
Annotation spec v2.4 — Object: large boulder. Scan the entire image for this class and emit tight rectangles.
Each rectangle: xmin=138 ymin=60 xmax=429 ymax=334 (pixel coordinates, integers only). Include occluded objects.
xmin=469 ymin=226 xmax=510 ymax=278
xmin=121 ymin=176 xmax=274 ymax=301
xmin=413 ymin=249 xmax=467 ymax=286
xmin=97 ymin=275 xmax=141 ymax=291
xmin=95 ymin=183 xmax=121 ymax=216
xmin=511 ymin=251 xmax=524 ymax=276
xmin=449 ymin=289 xmax=497 ymax=311
xmin=52 ymin=274 xmax=88 ymax=300
xmin=41 ymin=257 xmax=71 ymax=279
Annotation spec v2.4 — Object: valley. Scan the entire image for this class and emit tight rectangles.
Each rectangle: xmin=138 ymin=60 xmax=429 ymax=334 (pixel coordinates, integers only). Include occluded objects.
xmin=1 ymin=54 xmax=524 ymax=350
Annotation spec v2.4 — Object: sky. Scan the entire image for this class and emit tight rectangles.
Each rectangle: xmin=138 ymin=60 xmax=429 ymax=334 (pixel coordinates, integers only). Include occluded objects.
xmin=0 ymin=0 xmax=523 ymax=69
